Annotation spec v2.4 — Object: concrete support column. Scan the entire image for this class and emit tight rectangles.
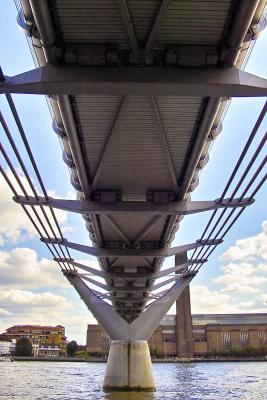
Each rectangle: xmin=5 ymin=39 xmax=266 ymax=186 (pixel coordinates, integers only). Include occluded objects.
xmin=175 ymin=285 xmax=194 ymax=358
xmin=103 ymin=340 xmax=155 ymax=391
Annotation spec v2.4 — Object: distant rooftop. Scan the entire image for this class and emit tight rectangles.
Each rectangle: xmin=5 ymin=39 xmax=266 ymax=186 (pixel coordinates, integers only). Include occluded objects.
xmin=161 ymin=313 xmax=267 ymax=326
xmin=5 ymin=325 xmax=65 ymax=331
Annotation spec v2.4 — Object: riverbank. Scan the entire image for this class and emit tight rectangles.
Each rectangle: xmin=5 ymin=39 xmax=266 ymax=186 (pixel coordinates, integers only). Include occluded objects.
xmin=11 ymin=356 xmax=267 ymax=363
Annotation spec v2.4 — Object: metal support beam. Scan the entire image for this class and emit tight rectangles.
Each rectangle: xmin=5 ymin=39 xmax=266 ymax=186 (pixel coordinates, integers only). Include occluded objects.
xmin=132 ymin=216 xmax=163 ymax=245
xmin=65 ymin=272 xmax=129 ymax=340
xmin=41 ymin=237 xmax=222 ymax=257
xmin=103 ymin=215 xmax=131 ymax=246
xmin=2 ymin=66 xmax=267 ymax=97
xmin=130 ymin=275 xmax=193 ymax=340
xmin=145 ymin=0 xmax=171 ymax=54
xmin=57 ymin=95 xmax=93 ymax=196
xmin=92 ymin=96 xmax=130 ymax=186
xmin=56 ymin=259 xmax=107 ymax=278
xmin=151 ymin=275 xmax=182 ymax=291
xmin=90 ymin=288 xmax=112 ymax=300
xmin=151 ymin=97 xmax=178 ymax=191
xmin=79 ymin=274 xmax=110 ymax=291
xmin=56 ymin=258 xmax=205 ymax=279
xmin=111 ymin=286 xmax=150 ymax=293
xmin=13 ymin=195 xmax=254 ymax=215
xmin=117 ymin=0 xmax=139 ymax=57
xmin=178 ymin=97 xmax=221 ymax=198
xmin=153 ymin=259 xmax=206 ymax=278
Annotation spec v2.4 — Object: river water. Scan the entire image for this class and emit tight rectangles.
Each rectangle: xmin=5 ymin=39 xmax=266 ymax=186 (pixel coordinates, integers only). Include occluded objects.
xmin=0 ymin=361 xmax=266 ymax=399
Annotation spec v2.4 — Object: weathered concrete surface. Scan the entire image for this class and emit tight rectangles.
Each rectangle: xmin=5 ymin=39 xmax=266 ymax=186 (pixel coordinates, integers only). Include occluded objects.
xmin=103 ymin=340 xmax=155 ymax=391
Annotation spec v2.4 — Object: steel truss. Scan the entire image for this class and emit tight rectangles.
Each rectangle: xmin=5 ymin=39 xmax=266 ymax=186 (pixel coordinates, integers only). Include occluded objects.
xmin=0 ymin=0 xmax=266 ymax=341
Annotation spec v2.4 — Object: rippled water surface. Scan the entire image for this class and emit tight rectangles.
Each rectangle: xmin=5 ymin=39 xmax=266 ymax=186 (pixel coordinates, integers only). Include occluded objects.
xmin=0 ymin=361 xmax=266 ymax=399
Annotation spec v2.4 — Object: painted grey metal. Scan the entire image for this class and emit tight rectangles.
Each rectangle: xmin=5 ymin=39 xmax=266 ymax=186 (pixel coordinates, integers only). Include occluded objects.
xmin=41 ymin=237 xmax=222 ymax=257
xmin=153 ymin=261 xmax=206 ymax=278
xmin=145 ymin=0 xmax=172 ymax=54
xmin=13 ymin=195 xmax=254 ymax=215
xmin=132 ymin=216 xmax=163 ymax=245
xmin=178 ymin=97 xmax=221 ymax=198
xmin=2 ymin=66 xmax=267 ymax=97
xmin=78 ymin=274 xmax=110 ymax=291
xmin=150 ymin=96 xmax=178 ymax=191
xmin=92 ymin=96 xmax=130 ymax=186
xmin=59 ymin=259 xmax=107 ymax=279
xmin=9 ymin=0 xmax=265 ymax=336
xmin=110 ymin=286 xmax=151 ymax=293
xmin=45 ymin=0 xmax=233 ymax=49
xmin=66 ymin=272 xmax=129 ymax=340
xmin=55 ymin=258 xmax=205 ymax=280
xmin=103 ymin=215 xmax=131 ymax=245
xmin=117 ymin=0 xmax=139 ymax=56
xmin=65 ymin=270 xmax=193 ymax=341
xmin=130 ymin=276 xmax=193 ymax=340
xmin=151 ymin=275 xmax=183 ymax=291
xmin=57 ymin=96 xmax=92 ymax=197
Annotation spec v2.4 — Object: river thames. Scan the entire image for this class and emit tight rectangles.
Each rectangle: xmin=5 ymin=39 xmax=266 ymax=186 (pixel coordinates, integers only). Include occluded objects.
xmin=0 ymin=361 xmax=266 ymax=399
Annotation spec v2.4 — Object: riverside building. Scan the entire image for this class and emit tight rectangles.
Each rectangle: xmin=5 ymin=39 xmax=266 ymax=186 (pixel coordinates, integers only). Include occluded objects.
xmin=86 ymin=293 xmax=267 ymax=357
xmin=87 ymin=313 xmax=267 ymax=357
xmin=2 ymin=325 xmax=67 ymax=357
xmin=0 ymin=335 xmax=15 ymax=356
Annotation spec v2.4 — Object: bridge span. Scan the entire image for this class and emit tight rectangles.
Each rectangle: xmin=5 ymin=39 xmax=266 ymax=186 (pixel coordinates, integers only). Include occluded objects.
xmin=0 ymin=0 xmax=267 ymax=391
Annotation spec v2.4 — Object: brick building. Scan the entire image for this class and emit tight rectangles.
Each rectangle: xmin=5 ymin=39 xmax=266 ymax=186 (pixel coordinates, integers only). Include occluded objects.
xmin=2 ymin=325 xmax=67 ymax=357
xmin=86 ymin=313 xmax=267 ymax=356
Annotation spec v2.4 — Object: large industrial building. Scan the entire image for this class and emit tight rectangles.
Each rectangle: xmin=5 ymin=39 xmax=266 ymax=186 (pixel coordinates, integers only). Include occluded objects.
xmin=87 ymin=305 xmax=267 ymax=357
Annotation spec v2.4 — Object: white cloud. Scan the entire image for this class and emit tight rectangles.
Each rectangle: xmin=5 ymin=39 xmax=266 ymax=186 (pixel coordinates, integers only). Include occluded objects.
xmin=0 ymin=289 xmax=71 ymax=310
xmin=257 ymin=262 xmax=267 ymax=272
xmin=0 ymin=247 xmax=68 ymax=289
xmin=0 ymin=170 xmax=71 ymax=246
xmin=190 ymin=285 xmax=267 ymax=314
xmin=220 ymin=220 xmax=267 ymax=262
xmin=0 ymin=170 xmax=94 ymax=342
xmin=0 ymin=246 xmax=99 ymax=342
xmin=0 ymin=288 xmax=92 ymax=344
xmin=191 ymin=285 xmax=234 ymax=313
xmin=0 ymin=288 xmax=73 ymax=335
xmin=213 ymin=261 xmax=267 ymax=293
xmin=213 ymin=221 xmax=267 ymax=294
xmin=0 ymin=308 xmax=11 ymax=316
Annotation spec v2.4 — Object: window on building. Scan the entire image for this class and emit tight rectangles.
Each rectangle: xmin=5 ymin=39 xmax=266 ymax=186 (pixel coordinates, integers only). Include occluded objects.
xmin=193 ymin=329 xmax=206 ymax=342
xmin=222 ymin=331 xmax=231 ymax=349
xmin=163 ymin=338 xmax=176 ymax=343
xmin=259 ymin=330 xmax=267 ymax=345
xmin=240 ymin=331 xmax=249 ymax=346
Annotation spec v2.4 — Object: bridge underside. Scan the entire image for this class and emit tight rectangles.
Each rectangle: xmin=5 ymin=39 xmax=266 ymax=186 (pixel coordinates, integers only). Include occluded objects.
xmin=0 ymin=0 xmax=266 ymax=391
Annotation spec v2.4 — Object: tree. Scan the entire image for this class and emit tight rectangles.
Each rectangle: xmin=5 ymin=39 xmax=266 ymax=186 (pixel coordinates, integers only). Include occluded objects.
xmin=67 ymin=340 xmax=78 ymax=357
xmin=15 ymin=337 xmax=33 ymax=356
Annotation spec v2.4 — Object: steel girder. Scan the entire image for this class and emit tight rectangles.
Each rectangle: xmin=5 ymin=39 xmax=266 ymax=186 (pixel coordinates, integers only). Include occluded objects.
xmin=13 ymin=195 xmax=254 ymax=215
xmin=41 ymin=237 xmax=222 ymax=258
xmin=54 ymin=258 xmax=207 ymax=279
xmin=1 ymin=65 xmax=267 ymax=97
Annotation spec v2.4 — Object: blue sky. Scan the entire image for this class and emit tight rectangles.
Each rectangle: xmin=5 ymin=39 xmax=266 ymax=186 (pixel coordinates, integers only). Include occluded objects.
xmin=0 ymin=2 xmax=266 ymax=343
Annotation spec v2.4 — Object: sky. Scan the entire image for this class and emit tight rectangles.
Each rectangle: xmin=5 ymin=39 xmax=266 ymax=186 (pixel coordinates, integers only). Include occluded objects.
xmin=0 ymin=2 xmax=266 ymax=344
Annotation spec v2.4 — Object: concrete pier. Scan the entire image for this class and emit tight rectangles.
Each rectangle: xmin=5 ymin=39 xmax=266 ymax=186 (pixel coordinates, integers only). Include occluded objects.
xmin=103 ymin=340 xmax=155 ymax=391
